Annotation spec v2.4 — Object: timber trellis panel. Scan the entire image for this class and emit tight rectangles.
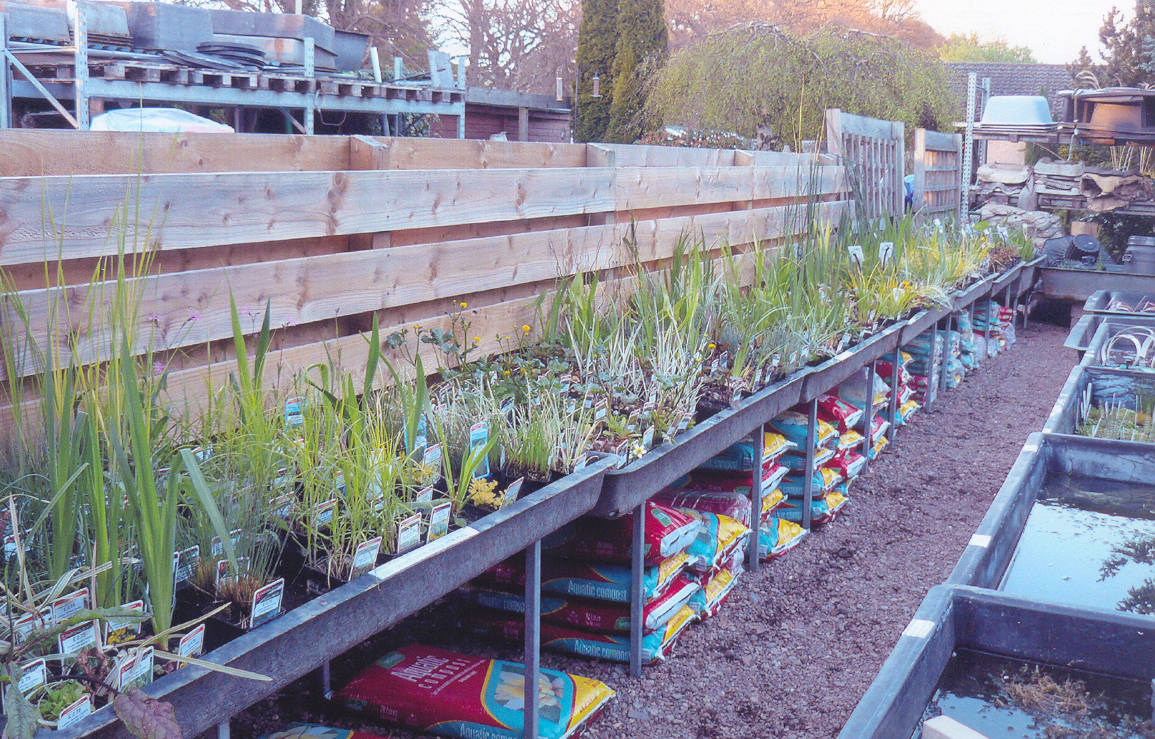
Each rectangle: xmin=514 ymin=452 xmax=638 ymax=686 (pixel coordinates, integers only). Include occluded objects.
xmin=0 ymin=131 xmax=851 ymax=431
xmin=825 ymin=108 xmax=905 ymax=222
xmin=912 ymin=128 xmax=962 ymax=222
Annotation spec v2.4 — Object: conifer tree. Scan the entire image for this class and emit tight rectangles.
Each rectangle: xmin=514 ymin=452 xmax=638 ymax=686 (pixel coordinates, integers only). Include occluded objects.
xmin=606 ymin=0 xmax=667 ymax=142
xmin=575 ymin=0 xmax=618 ymax=142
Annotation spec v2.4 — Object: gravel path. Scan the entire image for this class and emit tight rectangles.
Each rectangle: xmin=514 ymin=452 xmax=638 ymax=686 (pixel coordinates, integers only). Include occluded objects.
xmin=232 ymin=315 xmax=1075 ymax=739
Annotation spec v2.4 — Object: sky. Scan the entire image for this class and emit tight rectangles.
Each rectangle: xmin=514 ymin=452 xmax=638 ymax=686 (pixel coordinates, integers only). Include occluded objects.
xmin=912 ymin=0 xmax=1131 ymax=64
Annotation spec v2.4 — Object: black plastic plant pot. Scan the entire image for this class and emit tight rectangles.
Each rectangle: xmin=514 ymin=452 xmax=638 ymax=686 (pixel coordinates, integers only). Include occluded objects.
xmin=42 ymin=456 xmax=614 ymax=739
xmin=172 ymin=588 xmax=247 ymax=654
xmin=839 ymin=584 xmax=1155 ymax=739
xmin=799 ymin=322 xmax=904 ymax=404
xmin=592 ymin=370 xmax=809 ymax=518
xmin=1042 ymin=364 xmax=1155 ymax=436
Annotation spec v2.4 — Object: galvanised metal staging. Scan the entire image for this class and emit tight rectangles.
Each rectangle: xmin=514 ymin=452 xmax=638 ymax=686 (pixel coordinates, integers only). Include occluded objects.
xmin=0 ymin=10 xmax=465 ymax=135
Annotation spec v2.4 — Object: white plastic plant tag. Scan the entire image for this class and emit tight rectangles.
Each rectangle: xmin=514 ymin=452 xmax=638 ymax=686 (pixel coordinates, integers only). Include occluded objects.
xmin=270 ymin=494 xmax=294 ymax=521
xmin=334 ymin=469 xmax=346 ymax=496
xmin=5 ymin=658 xmax=46 ymax=701
xmin=848 ymin=245 xmax=865 ymax=266
xmin=879 ymin=241 xmax=894 ymax=266
xmin=469 ymin=420 xmax=491 ymax=479
xmin=314 ymin=498 xmax=337 ymax=526
xmin=415 ymin=485 xmax=434 ymax=504
xmin=573 ymin=453 xmax=590 ymax=472
xmin=351 ymin=536 xmax=383 ymax=577
xmin=395 ymin=513 xmax=423 ymax=554
xmin=14 ymin=613 xmax=42 ymax=643
xmin=594 ymin=399 xmax=608 ymax=422
xmin=178 ymin=624 xmax=205 ymax=659
xmin=57 ymin=693 xmax=92 ymax=730
xmin=641 ymin=426 xmax=656 ymax=451
xmin=501 ymin=477 xmax=524 ymax=508
xmin=104 ymin=599 xmax=144 ymax=646
xmin=423 ymin=443 xmax=443 ymax=478
xmin=111 ymin=652 xmax=133 ymax=692
xmin=58 ymin=620 xmax=99 ymax=656
xmin=126 ymin=646 xmax=154 ymax=690
xmin=174 ymin=545 xmax=200 ymax=585
xmin=250 ymin=578 xmax=284 ymax=629
xmin=51 ymin=587 xmax=89 ymax=626
xmin=614 ymin=440 xmax=630 ymax=468
xmin=427 ymin=502 xmax=452 ymax=543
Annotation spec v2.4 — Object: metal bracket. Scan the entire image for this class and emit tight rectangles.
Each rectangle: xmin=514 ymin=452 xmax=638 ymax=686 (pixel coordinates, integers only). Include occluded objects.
xmin=4 ymin=48 xmax=78 ymax=128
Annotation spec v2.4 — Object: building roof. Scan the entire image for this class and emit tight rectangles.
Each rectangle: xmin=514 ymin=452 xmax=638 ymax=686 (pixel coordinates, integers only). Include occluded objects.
xmin=945 ymin=62 xmax=1074 ymax=120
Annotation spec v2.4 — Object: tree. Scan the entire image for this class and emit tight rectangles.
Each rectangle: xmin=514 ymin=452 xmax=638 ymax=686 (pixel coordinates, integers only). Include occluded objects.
xmin=939 ymin=33 xmax=1037 ymax=63
xmin=575 ymin=0 xmax=618 ymax=141
xmin=646 ymin=23 xmax=957 ymax=148
xmin=1070 ymin=0 xmax=1155 ymax=87
xmin=606 ymin=0 xmax=667 ymax=142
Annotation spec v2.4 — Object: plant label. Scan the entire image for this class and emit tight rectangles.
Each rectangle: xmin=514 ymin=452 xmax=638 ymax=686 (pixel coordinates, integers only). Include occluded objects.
xmin=423 ymin=443 xmax=443 ymax=482
xmin=270 ymin=494 xmax=295 ymax=521
xmin=427 ymin=502 xmax=452 ymax=543
xmin=177 ymin=624 xmax=205 ymax=659
xmin=415 ymin=485 xmax=435 ymax=504
xmin=626 ymin=409 xmax=640 ymax=433
xmin=174 ymin=545 xmax=200 ymax=586
xmin=614 ymin=440 xmax=630 ymax=468
xmin=679 ymin=412 xmax=693 ymax=432
xmin=51 ymin=587 xmax=89 ymax=626
xmin=573 ymin=453 xmax=589 ymax=472
xmin=250 ymin=578 xmax=285 ymax=629
xmin=594 ymin=399 xmax=608 ymax=422
xmin=314 ymin=499 xmax=337 ymax=526
xmin=2 ymin=533 xmax=15 ymax=558
xmin=14 ymin=612 xmax=43 ymax=643
xmin=210 ymin=529 xmax=244 ymax=559
xmin=641 ymin=426 xmax=656 ymax=451
xmin=57 ymin=693 xmax=92 ymax=730
xmin=501 ymin=477 xmax=524 ymax=508
xmin=58 ymin=620 xmax=99 ymax=656
xmin=216 ymin=556 xmax=251 ymax=586
xmin=284 ymin=397 xmax=305 ymax=428
xmin=104 ymin=599 xmax=144 ymax=646
xmin=111 ymin=651 xmax=134 ymax=692
xmin=351 ymin=536 xmax=383 ymax=578
xmin=469 ymin=420 xmax=491 ymax=479
xmin=127 ymin=647 xmax=154 ymax=690
xmin=879 ymin=241 xmax=895 ymax=266
xmin=395 ymin=513 xmax=423 ymax=555
xmin=13 ymin=658 xmax=46 ymax=699
xmin=847 ymin=245 xmax=864 ymax=267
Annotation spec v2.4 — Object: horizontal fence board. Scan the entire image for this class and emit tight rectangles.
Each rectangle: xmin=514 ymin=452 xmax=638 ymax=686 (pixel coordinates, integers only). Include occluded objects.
xmin=616 ymin=166 xmax=846 ymax=210
xmin=0 ymin=130 xmax=351 ymax=176
xmin=10 ymin=199 xmax=852 ymax=375
xmin=0 ymin=168 xmax=616 ymax=264
xmin=383 ymin=137 xmax=588 ymax=169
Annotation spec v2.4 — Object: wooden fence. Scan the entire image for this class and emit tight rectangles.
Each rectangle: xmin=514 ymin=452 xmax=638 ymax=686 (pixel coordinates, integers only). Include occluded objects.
xmin=0 ymin=131 xmax=851 ymax=433
xmin=912 ymin=128 xmax=962 ymax=222
xmin=825 ymin=108 xmax=905 ymax=221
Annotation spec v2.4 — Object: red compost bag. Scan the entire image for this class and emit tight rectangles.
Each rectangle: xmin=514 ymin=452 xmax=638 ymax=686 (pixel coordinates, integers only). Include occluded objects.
xmin=543 ymin=501 xmax=701 ymax=565
xmin=817 ymin=394 xmax=865 ymax=433
xmin=655 ymin=487 xmax=752 ymax=527
xmin=474 ymin=552 xmax=690 ymax=603
xmin=335 ymin=645 xmax=615 ymax=739
xmin=688 ymin=567 xmax=740 ymax=620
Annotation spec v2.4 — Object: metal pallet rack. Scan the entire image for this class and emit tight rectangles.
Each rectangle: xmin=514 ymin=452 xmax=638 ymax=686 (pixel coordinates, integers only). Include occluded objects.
xmin=0 ymin=9 xmax=465 ymax=135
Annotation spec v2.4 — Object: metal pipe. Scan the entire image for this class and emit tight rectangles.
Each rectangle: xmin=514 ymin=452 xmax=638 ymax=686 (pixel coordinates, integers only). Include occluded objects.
xmin=320 ymin=659 xmax=332 ymax=698
xmin=802 ymin=398 xmax=817 ymax=531
xmin=629 ymin=503 xmax=645 ymax=677
xmin=217 ymin=720 xmax=230 ymax=739
xmin=938 ymin=317 xmax=950 ymax=397
xmin=747 ymin=426 xmax=764 ymax=572
xmin=887 ymin=347 xmax=901 ymax=441
xmin=72 ymin=2 xmax=88 ymax=129
xmin=524 ymin=541 xmax=541 ymax=739
xmin=861 ymin=360 xmax=876 ymax=474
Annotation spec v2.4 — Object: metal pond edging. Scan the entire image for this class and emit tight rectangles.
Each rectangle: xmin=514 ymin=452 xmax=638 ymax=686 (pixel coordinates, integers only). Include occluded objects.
xmin=1064 ymin=312 xmax=1100 ymax=358
xmin=839 ymin=585 xmax=1155 ymax=739
xmin=44 ymin=456 xmax=615 ymax=739
xmin=1043 ymin=364 xmax=1155 ymax=435
xmin=798 ymin=322 xmax=905 ymax=404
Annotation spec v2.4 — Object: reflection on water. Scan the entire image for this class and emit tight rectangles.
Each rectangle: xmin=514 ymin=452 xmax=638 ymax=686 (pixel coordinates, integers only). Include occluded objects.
xmin=918 ymin=649 xmax=1153 ymax=739
xmin=998 ymin=473 xmax=1155 ymax=615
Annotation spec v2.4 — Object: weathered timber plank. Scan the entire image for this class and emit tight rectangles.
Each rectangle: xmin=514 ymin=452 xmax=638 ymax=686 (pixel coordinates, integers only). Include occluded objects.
xmin=615 ymin=166 xmax=847 ymax=210
xmin=0 ymin=168 xmax=616 ymax=263
xmin=0 ymin=130 xmax=348 ymax=176
xmin=385 ymin=138 xmax=587 ymax=169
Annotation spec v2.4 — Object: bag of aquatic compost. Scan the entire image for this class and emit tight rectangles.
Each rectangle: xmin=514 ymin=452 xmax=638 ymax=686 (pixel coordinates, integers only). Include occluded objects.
xmin=768 ymin=412 xmax=837 ymax=450
xmin=688 ymin=567 xmax=740 ymax=620
xmin=828 ymin=449 xmax=866 ymax=479
xmin=461 ymin=574 xmax=698 ymax=634
xmin=468 ymin=605 xmax=696 ymax=665
xmin=259 ymin=725 xmax=385 ymax=739
xmin=540 ymin=553 xmax=690 ymax=603
xmin=542 ymin=501 xmax=701 ymax=565
xmin=868 ymin=434 xmax=889 ymax=460
xmin=760 ymin=489 xmax=786 ymax=523
xmin=838 ymin=429 xmax=864 ymax=450
xmin=817 ymin=394 xmax=865 ymax=432
xmin=334 ymin=645 xmax=615 ymax=739
xmin=758 ymin=517 xmax=807 ymax=559
xmin=825 ymin=487 xmax=850 ymax=518
xmin=762 ymin=431 xmax=796 ymax=461
xmin=697 ymin=438 xmax=759 ymax=472
xmin=837 ymin=370 xmax=889 ymax=413
xmin=778 ymin=447 xmax=835 ymax=471
xmin=779 ymin=467 xmax=842 ymax=498
xmin=681 ymin=511 xmax=750 ymax=574
xmin=899 ymin=399 xmax=920 ymax=423
xmin=655 ymin=488 xmax=752 ymax=527
xmin=773 ymin=496 xmax=830 ymax=524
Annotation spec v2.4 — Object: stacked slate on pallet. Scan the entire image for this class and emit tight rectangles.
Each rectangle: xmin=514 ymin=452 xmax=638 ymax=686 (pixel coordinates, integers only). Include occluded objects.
xmin=1034 ymin=159 xmax=1084 ymax=211
xmin=973 ymin=163 xmax=1031 ymax=208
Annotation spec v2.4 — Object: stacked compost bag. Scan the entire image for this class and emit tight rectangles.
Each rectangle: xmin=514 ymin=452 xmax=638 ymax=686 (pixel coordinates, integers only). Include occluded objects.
xmin=939 ymin=329 xmax=965 ymax=389
xmin=902 ymin=330 xmax=942 ymax=403
xmin=956 ymin=311 xmax=982 ymax=372
xmin=879 ymin=351 xmax=922 ymax=429
xmin=459 ymin=501 xmax=706 ymax=665
xmin=770 ymin=407 xmax=849 ymax=526
xmin=972 ymin=301 xmax=1017 ymax=356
